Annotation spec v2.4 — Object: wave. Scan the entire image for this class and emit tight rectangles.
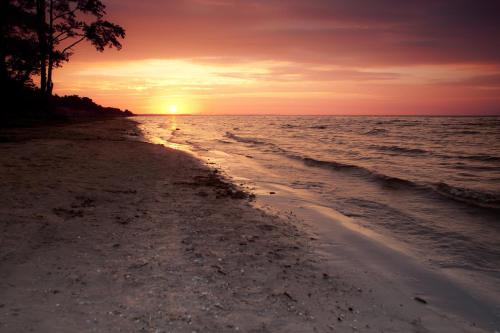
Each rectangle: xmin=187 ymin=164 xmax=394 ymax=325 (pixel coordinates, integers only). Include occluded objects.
xmin=301 ymin=157 xmax=416 ymax=187
xmin=280 ymin=124 xmax=328 ymax=130
xmin=453 ymin=164 xmax=499 ymax=172
xmin=438 ymin=153 xmax=500 ymax=162
xmin=375 ymin=119 xmax=418 ymax=126
xmin=225 ymin=132 xmax=267 ymax=145
xmin=457 ymin=130 xmax=481 ymax=135
xmin=369 ymin=145 xmax=499 ymax=162
xmin=434 ymin=183 xmax=500 ymax=209
xmin=364 ymin=128 xmax=387 ymax=135
xmin=216 ymin=139 xmax=233 ymax=144
xmin=461 ymin=154 xmax=500 ymax=162
xmin=281 ymin=124 xmax=299 ymax=129
xmin=299 ymin=156 xmax=500 ymax=210
xmin=302 ymin=157 xmax=360 ymax=171
xmin=370 ymin=144 xmax=428 ymax=155
xmin=221 ymin=126 xmax=499 ymax=210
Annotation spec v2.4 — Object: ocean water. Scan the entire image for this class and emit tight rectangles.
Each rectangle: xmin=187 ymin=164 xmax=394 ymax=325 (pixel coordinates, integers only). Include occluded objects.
xmin=137 ymin=115 xmax=500 ymax=283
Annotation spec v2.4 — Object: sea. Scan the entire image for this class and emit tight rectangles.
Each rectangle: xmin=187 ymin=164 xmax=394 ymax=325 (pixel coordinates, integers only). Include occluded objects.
xmin=137 ymin=115 xmax=500 ymax=287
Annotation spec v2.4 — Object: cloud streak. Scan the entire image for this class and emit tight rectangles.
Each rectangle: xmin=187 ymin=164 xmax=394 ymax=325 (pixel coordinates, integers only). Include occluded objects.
xmin=102 ymin=0 xmax=500 ymax=66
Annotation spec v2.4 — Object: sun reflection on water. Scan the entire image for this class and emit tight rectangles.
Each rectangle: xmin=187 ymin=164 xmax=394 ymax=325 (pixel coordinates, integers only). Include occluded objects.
xmin=139 ymin=115 xmax=192 ymax=152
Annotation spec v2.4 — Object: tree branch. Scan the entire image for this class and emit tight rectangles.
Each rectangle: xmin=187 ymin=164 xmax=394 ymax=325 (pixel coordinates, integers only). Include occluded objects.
xmin=55 ymin=34 xmax=70 ymax=43
xmin=53 ymin=31 xmax=67 ymax=40
xmin=53 ymin=6 xmax=78 ymax=21
xmin=55 ymin=32 xmax=84 ymax=43
xmin=60 ymin=36 xmax=85 ymax=54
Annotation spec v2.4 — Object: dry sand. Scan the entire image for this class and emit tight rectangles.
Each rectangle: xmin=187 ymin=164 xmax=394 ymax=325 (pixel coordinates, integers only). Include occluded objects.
xmin=0 ymin=119 xmax=487 ymax=332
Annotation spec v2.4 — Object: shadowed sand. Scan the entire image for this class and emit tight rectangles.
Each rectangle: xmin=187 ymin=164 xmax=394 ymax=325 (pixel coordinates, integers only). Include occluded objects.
xmin=0 ymin=119 xmax=487 ymax=332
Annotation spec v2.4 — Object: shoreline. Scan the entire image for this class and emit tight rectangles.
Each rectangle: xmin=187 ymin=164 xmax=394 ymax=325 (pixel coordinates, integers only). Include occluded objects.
xmin=138 ymin=116 xmax=499 ymax=331
xmin=0 ymin=118 xmax=493 ymax=332
xmin=137 ymin=115 xmax=499 ymax=306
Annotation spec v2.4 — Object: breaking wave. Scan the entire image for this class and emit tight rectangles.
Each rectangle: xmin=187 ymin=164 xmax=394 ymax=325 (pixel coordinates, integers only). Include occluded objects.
xmin=299 ymin=156 xmax=500 ymax=210
xmin=225 ymin=132 xmax=267 ymax=145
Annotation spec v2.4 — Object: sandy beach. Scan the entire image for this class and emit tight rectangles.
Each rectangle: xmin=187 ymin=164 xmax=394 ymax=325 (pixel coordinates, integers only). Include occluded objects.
xmin=0 ymin=119 xmax=492 ymax=332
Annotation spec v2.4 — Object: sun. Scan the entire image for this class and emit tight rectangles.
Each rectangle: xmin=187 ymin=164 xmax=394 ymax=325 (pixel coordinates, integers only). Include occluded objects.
xmin=153 ymin=96 xmax=199 ymax=115
xmin=168 ymin=105 xmax=177 ymax=114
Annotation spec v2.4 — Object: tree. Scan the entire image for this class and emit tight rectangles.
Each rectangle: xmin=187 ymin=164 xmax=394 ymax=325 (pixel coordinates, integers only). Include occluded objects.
xmin=1 ymin=0 xmax=39 ymax=88
xmin=36 ymin=0 xmax=125 ymax=96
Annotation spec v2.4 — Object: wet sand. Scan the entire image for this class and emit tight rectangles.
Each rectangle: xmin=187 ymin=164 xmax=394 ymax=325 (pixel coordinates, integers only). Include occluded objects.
xmin=0 ymin=119 xmax=489 ymax=332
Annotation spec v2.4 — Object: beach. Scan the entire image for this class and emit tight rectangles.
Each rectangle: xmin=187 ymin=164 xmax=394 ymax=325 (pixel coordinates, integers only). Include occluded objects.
xmin=0 ymin=118 xmax=494 ymax=332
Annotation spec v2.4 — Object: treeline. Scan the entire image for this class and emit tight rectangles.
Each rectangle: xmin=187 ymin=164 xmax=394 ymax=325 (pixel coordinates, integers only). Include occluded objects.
xmin=1 ymin=0 xmax=130 ymax=125
xmin=53 ymin=95 xmax=133 ymax=118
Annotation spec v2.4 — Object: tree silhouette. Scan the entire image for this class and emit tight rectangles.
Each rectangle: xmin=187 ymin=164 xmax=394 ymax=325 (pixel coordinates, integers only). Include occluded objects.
xmin=0 ymin=0 xmax=130 ymax=123
xmin=1 ymin=0 xmax=39 ymax=88
xmin=36 ymin=0 xmax=125 ymax=96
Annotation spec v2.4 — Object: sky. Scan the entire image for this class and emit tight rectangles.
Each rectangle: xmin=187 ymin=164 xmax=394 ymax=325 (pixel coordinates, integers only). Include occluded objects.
xmin=54 ymin=0 xmax=500 ymax=115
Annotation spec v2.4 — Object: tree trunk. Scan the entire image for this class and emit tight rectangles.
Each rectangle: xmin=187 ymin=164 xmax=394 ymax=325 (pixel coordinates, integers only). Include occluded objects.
xmin=0 ymin=0 xmax=8 ymax=86
xmin=0 ymin=0 xmax=8 ymax=121
xmin=36 ymin=0 xmax=47 ymax=95
xmin=46 ymin=0 xmax=53 ymax=96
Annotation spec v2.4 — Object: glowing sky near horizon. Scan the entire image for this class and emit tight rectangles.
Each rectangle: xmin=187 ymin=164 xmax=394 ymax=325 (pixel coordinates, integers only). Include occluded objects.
xmin=54 ymin=0 xmax=500 ymax=115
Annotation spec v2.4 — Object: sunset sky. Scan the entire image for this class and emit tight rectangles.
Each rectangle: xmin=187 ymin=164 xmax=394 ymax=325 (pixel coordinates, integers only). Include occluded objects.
xmin=54 ymin=0 xmax=500 ymax=115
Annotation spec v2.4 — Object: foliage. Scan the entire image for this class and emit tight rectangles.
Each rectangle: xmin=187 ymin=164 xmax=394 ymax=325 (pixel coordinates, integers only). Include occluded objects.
xmin=0 ymin=0 xmax=129 ymax=123
xmin=0 ymin=0 xmax=125 ymax=95
xmin=1 ymin=0 xmax=39 ymax=85
xmin=51 ymin=94 xmax=134 ymax=118
xmin=1 ymin=82 xmax=133 ymax=127
xmin=41 ymin=0 xmax=126 ymax=95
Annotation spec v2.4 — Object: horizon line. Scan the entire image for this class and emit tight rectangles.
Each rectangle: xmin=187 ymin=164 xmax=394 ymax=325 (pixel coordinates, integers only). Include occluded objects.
xmin=135 ymin=113 xmax=500 ymax=118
